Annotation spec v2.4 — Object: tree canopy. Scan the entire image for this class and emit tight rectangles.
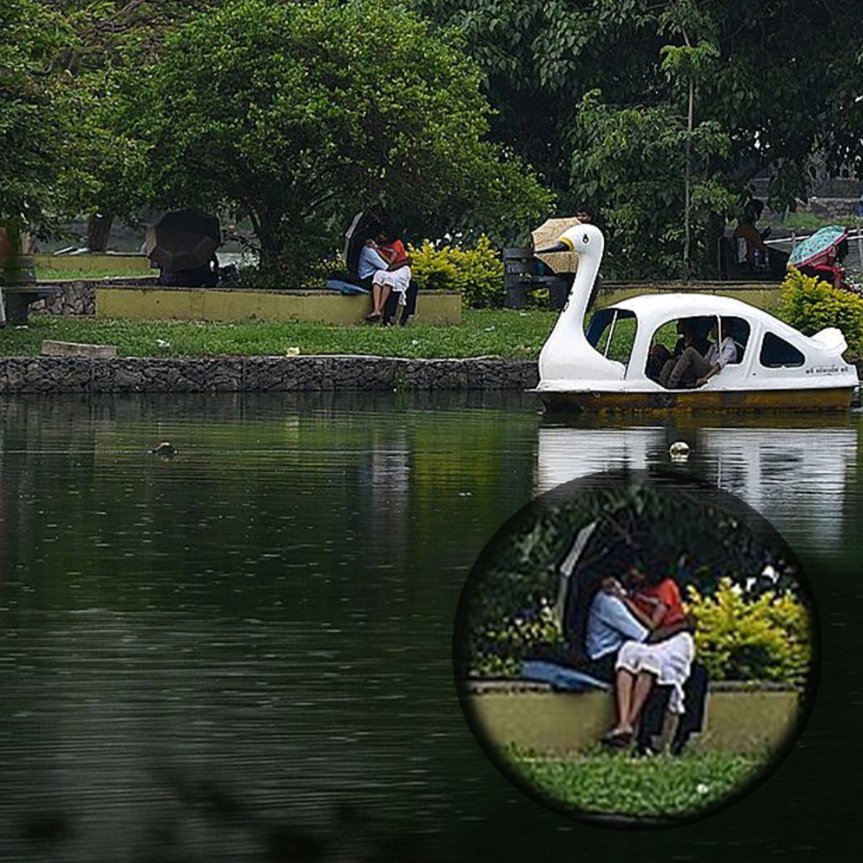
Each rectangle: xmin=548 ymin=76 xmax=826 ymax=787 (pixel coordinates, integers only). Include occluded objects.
xmin=111 ymin=0 xmax=552 ymax=276
xmin=414 ymin=0 xmax=863 ymax=277
xmin=0 ymin=0 xmax=74 ymax=235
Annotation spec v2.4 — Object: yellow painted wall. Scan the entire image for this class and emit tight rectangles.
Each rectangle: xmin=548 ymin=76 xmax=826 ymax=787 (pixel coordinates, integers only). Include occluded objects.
xmin=36 ymin=254 xmax=152 ymax=275
xmin=96 ymin=287 xmax=462 ymax=325
xmin=469 ymin=689 xmax=800 ymax=755
xmin=598 ymin=282 xmax=782 ymax=312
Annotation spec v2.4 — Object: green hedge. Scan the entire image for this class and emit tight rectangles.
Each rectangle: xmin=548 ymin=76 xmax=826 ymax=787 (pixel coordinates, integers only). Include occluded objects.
xmin=777 ymin=267 xmax=863 ymax=355
xmin=408 ymin=235 xmax=503 ymax=308
xmin=686 ymin=579 xmax=811 ymax=686
xmin=468 ymin=577 xmax=811 ymax=686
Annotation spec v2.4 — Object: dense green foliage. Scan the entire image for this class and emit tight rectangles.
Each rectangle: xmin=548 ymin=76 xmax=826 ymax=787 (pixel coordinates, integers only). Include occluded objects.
xmin=777 ymin=267 xmax=863 ymax=355
xmin=469 ymin=580 xmax=811 ymax=683
xmin=9 ymin=1 xmax=863 ymax=282
xmin=504 ymin=747 xmax=766 ymax=818
xmin=0 ymin=310 xmax=556 ymax=359
xmin=114 ymin=0 xmax=551 ymax=278
xmin=414 ymin=0 xmax=863 ymax=277
xmin=687 ymin=579 xmax=811 ymax=686
xmin=0 ymin=1 xmax=74 ymax=232
xmin=409 ymin=236 xmax=505 ymax=308
xmin=461 ymin=484 xmax=810 ymax=682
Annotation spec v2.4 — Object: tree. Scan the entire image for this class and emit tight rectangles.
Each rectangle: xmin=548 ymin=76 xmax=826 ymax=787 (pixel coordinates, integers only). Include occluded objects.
xmin=414 ymin=0 xmax=863 ymax=277
xmin=114 ymin=0 xmax=553 ymax=277
xmin=33 ymin=1 xmax=225 ymax=249
xmin=0 ymin=0 xmax=74 ymax=237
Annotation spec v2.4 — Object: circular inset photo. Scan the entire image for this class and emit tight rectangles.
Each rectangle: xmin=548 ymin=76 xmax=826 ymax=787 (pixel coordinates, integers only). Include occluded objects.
xmin=454 ymin=473 xmax=818 ymax=826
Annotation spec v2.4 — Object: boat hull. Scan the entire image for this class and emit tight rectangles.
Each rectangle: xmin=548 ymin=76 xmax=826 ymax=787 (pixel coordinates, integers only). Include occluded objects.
xmin=537 ymin=386 xmax=857 ymax=414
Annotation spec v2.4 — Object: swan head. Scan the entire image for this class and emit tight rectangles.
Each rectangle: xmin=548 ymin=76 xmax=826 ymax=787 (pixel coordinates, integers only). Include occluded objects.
xmin=535 ymin=223 xmax=604 ymax=258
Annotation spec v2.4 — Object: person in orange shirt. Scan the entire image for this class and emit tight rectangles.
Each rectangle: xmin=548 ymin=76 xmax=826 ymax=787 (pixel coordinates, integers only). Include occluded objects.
xmin=377 ymin=228 xmax=410 ymax=268
xmin=601 ymin=554 xmax=695 ymax=748
xmin=366 ymin=228 xmax=412 ymax=322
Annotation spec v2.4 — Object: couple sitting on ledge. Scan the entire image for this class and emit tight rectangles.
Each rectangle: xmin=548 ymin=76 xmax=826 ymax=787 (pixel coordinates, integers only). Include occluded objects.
xmin=529 ymin=542 xmax=707 ymax=755
xmin=357 ymin=228 xmax=413 ymax=324
xmin=647 ymin=317 xmax=738 ymax=389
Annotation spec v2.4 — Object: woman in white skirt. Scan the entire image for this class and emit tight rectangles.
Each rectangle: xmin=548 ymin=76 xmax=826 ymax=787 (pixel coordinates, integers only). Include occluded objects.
xmin=366 ymin=229 xmax=411 ymax=323
xmin=601 ymin=561 xmax=695 ymax=748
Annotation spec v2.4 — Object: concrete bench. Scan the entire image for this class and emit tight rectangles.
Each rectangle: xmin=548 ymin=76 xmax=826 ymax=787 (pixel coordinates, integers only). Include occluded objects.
xmin=2 ymin=284 xmax=59 ymax=325
xmin=465 ymin=679 xmax=801 ymax=754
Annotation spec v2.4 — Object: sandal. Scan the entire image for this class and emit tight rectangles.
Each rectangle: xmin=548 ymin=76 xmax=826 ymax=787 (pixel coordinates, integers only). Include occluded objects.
xmin=600 ymin=729 xmax=633 ymax=749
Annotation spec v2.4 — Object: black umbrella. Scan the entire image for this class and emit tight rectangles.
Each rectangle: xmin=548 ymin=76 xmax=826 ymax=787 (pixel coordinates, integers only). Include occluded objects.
xmin=343 ymin=208 xmax=384 ymax=277
xmin=146 ymin=207 xmax=221 ymax=272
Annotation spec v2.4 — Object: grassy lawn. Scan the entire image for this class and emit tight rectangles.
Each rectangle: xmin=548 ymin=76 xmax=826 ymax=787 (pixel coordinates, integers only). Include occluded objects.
xmin=0 ymin=309 xmax=558 ymax=359
xmin=36 ymin=266 xmax=151 ymax=281
xmin=33 ymin=254 xmax=153 ymax=282
xmin=504 ymin=746 xmax=767 ymax=819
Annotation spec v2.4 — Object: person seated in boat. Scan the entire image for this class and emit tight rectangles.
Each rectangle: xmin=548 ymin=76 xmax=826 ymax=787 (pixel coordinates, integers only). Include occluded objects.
xmin=647 ymin=318 xmax=710 ymax=383
xmin=659 ymin=320 xmax=737 ymax=389
xmin=601 ymin=556 xmax=696 ymax=749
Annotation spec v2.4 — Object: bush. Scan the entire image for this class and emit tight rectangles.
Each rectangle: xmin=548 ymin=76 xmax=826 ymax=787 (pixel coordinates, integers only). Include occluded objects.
xmin=686 ymin=578 xmax=812 ymax=686
xmin=409 ymin=235 xmax=504 ymax=308
xmin=470 ymin=594 xmax=562 ymax=677
xmin=777 ymin=267 xmax=863 ymax=355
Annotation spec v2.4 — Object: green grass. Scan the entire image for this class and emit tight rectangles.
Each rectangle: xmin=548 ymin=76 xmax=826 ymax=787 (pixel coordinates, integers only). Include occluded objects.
xmin=0 ymin=310 xmax=557 ymax=359
xmin=33 ymin=254 xmax=153 ymax=281
xmin=503 ymin=746 xmax=767 ymax=819
xmin=764 ymin=212 xmax=863 ymax=232
xmin=36 ymin=266 xmax=151 ymax=281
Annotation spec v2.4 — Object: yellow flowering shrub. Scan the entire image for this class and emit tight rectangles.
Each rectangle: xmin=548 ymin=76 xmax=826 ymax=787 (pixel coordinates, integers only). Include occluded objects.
xmin=777 ymin=267 xmax=863 ymax=355
xmin=409 ymin=235 xmax=504 ymax=308
xmin=686 ymin=578 xmax=812 ymax=686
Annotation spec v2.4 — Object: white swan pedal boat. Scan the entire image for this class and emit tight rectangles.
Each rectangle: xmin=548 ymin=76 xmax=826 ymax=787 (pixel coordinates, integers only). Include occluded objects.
xmin=533 ymin=224 xmax=859 ymax=412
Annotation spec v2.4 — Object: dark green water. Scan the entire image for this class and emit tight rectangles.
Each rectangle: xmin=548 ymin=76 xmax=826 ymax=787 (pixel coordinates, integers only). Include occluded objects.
xmin=1 ymin=392 xmax=861 ymax=861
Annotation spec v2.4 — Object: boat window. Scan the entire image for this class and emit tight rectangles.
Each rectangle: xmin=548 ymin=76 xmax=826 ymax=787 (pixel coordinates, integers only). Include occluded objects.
xmin=586 ymin=308 xmax=637 ymax=365
xmin=760 ymin=332 xmax=805 ymax=367
xmin=645 ymin=315 xmax=714 ymax=380
xmin=719 ymin=317 xmax=750 ymax=364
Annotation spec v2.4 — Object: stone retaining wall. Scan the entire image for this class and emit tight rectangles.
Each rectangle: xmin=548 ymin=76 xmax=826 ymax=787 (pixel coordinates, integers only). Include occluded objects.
xmin=31 ymin=278 xmax=157 ymax=316
xmin=0 ymin=356 xmax=539 ymax=394
xmin=1 ymin=355 xmax=860 ymax=395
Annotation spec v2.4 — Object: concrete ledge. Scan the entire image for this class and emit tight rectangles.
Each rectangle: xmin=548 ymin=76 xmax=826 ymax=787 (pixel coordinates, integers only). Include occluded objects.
xmin=466 ymin=684 xmax=802 ymax=754
xmin=41 ymin=340 xmax=117 ymax=359
xmin=95 ymin=285 xmax=461 ymax=325
xmin=0 ymin=356 xmax=538 ymax=394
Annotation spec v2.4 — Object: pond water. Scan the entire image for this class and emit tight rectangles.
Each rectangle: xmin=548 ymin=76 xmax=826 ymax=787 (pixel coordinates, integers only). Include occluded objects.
xmin=0 ymin=392 xmax=861 ymax=861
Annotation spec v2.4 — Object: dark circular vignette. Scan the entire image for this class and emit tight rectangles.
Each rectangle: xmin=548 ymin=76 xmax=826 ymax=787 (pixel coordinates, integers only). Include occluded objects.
xmin=451 ymin=468 xmax=822 ymax=830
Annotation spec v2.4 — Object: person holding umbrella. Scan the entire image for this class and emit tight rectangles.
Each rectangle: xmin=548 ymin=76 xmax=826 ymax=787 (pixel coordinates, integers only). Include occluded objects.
xmin=799 ymin=238 xmax=851 ymax=292
xmin=788 ymin=224 xmax=854 ymax=292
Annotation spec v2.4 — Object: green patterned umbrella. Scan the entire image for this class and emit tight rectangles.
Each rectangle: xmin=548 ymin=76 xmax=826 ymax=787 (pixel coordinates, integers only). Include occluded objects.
xmin=788 ymin=225 xmax=849 ymax=267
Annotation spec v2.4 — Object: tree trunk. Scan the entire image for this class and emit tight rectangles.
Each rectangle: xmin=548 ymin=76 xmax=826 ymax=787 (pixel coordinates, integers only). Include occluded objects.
xmin=705 ymin=211 xmax=726 ymax=279
xmin=86 ymin=213 xmax=114 ymax=252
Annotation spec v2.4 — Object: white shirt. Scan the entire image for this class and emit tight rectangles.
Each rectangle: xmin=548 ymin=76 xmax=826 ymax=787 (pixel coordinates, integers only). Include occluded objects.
xmin=705 ymin=336 xmax=737 ymax=368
